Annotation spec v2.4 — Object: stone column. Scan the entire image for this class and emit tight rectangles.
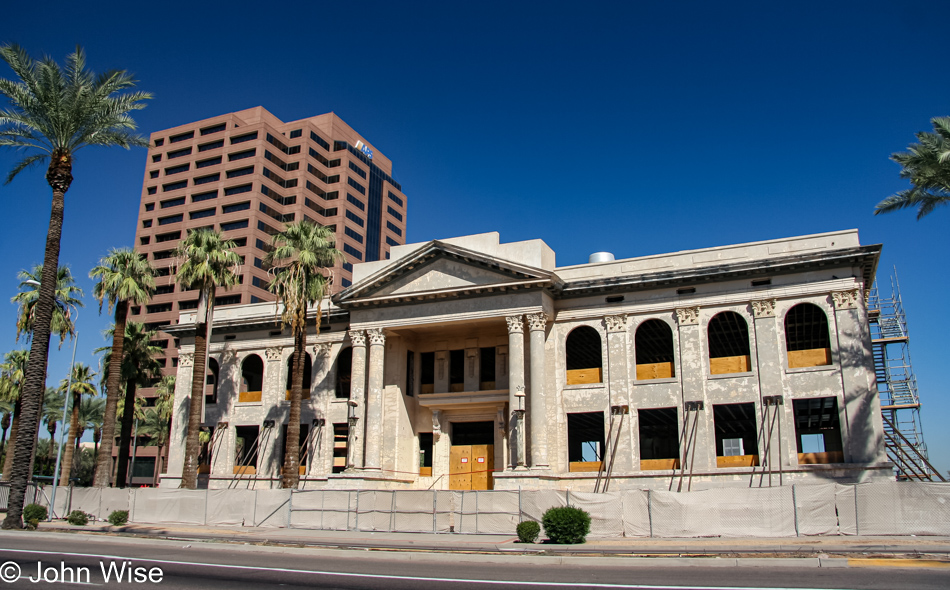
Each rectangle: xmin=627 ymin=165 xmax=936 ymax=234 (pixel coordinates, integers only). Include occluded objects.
xmin=675 ymin=306 xmax=713 ymax=472
xmin=347 ymin=330 xmax=367 ymax=470
xmin=261 ymin=346 xmax=284 ymax=479
xmin=832 ymin=288 xmax=886 ymax=463
xmin=312 ymin=343 xmax=332 ymax=476
xmin=751 ymin=299 xmax=790 ymax=472
xmin=164 ymin=352 xmax=194 ymax=486
xmin=506 ymin=315 xmax=526 ymax=469
xmin=526 ymin=312 xmax=550 ymax=469
xmin=604 ymin=315 xmax=632 ymax=471
xmin=364 ymin=328 xmax=386 ymax=471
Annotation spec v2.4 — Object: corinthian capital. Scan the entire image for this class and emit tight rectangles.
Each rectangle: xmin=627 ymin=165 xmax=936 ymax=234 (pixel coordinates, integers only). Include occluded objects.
xmin=179 ymin=353 xmax=194 ymax=367
xmin=265 ymin=347 xmax=283 ymax=362
xmin=675 ymin=306 xmax=700 ymax=326
xmin=367 ymin=328 xmax=386 ymax=346
xmin=313 ymin=343 xmax=332 ymax=358
xmin=505 ymin=315 xmax=524 ymax=334
xmin=348 ymin=329 xmax=367 ymax=347
xmin=831 ymin=289 xmax=861 ymax=310
xmin=525 ymin=312 xmax=548 ymax=332
xmin=604 ymin=314 xmax=628 ymax=333
xmin=751 ymin=299 xmax=777 ymax=318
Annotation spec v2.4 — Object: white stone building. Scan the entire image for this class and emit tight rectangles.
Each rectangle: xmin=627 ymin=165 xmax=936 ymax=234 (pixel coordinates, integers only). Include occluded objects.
xmin=161 ymin=229 xmax=892 ymax=490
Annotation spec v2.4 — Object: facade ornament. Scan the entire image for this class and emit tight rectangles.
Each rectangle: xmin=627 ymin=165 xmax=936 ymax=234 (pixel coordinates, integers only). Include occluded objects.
xmin=603 ymin=314 xmax=628 ymax=333
xmin=505 ymin=315 xmax=524 ymax=334
xmin=831 ymin=289 xmax=861 ymax=310
xmin=367 ymin=328 xmax=386 ymax=346
xmin=751 ymin=299 xmax=777 ymax=318
xmin=265 ymin=347 xmax=283 ymax=362
xmin=313 ymin=342 xmax=332 ymax=358
xmin=431 ymin=409 xmax=442 ymax=441
xmin=348 ymin=329 xmax=367 ymax=347
xmin=675 ymin=306 xmax=700 ymax=326
xmin=179 ymin=353 xmax=194 ymax=367
xmin=525 ymin=312 xmax=548 ymax=332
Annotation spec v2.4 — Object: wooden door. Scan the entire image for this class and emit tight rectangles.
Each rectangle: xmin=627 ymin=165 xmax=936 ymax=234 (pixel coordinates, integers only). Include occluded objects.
xmin=471 ymin=444 xmax=494 ymax=490
xmin=449 ymin=445 xmax=472 ymax=490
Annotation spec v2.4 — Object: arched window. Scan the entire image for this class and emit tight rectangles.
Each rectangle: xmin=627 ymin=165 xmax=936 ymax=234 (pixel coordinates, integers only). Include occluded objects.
xmin=707 ymin=311 xmax=751 ymax=375
xmin=335 ymin=347 xmax=353 ymax=399
xmin=240 ymin=355 xmax=264 ymax=402
xmin=785 ymin=303 xmax=832 ymax=368
xmin=205 ymin=357 xmax=219 ymax=404
xmin=286 ymin=352 xmax=313 ymax=399
xmin=565 ymin=326 xmax=602 ymax=385
xmin=635 ymin=319 xmax=675 ymax=379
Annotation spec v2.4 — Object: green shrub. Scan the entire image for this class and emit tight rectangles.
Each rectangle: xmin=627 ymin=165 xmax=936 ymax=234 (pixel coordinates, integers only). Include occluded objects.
xmin=107 ymin=510 xmax=129 ymax=526
xmin=516 ymin=520 xmax=540 ymax=543
xmin=67 ymin=510 xmax=89 ymax=526
xmin=25 ymin=518 xmax=39 ymax=530
xmin=541 ymin=505 xmax=591 ymax=544
xmin=23 ymin=503 xmax=48 ymax=524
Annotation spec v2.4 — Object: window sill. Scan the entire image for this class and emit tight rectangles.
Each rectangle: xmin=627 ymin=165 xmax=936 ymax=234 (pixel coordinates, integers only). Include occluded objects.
xmin=236 ymin=401 xmax=262 ymax=407
xmin=785 ymin=364 xmax=837 ymax=375
xmin=563 ymin=383 xmax=605 ymax=391
xmin=331 ymin=398 xmax=351 ymax=404
xmin=633 ymin=377 xmax=678 ymax=386
xmin=707 ymin=371 xmax=755 ymax=380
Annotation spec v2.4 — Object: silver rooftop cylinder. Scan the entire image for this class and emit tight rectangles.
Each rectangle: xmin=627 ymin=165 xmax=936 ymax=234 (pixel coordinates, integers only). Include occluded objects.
xmin=588 ymin=252 xmax=615 ymax=263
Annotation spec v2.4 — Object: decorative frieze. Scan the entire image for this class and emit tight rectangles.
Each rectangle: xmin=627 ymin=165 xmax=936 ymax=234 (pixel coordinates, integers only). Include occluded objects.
xmin=675 ymin=306 xmax=700 ymax=326
xmin=751 ymin=299 xmax=777 ymax=318
xmin=831 ymin=289 xmax=861 ymax=310
xmin=179 ymin=353 xmax=194 ymax=367
xmin=505 ymin=315 xmax=524 ymax=334
xmin=265 ymin=347 xmax=283 ymax=362
xmin=525 ymin=312 xmax=548 ymax=332
xmin=367 ymin=328 xmax=386 ymax=346
xmin=604 ymin=314 xmax=628 ymax=333
xmin=348 ymin=329 xmax=367 ymax=347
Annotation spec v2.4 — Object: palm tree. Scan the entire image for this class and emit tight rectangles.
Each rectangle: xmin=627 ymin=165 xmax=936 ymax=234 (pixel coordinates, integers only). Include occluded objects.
xmin=58 ymin=363 xmax=97 ymax=486
xmin=0 ymin=350 xmax=28 ymax=481
xmin=0 ymin=44 xmax=151 ymax=528
xmin=97 ymin=322 xmax=162 ymax=488
xmin=875 ymin=116 xmax=950 ymax=219
xmin=264 ymin=220 xmax=342 ymax=488
xmin=41 ymin=387 xmax=65 ymax=469
xmin=12 ymin=265 xmax=83 ymax=348
xmin=0 ymin=399 xmax=12 ymax=465
xmin=143 ymin=375 xmax=175 ymax=484
xmin=73 ymin=395 xmax=105 ymax=481
xmin=89 ymin=248 xmax=155 ymax=488
xmin=175 ymin=229 xmax=241 ymax=489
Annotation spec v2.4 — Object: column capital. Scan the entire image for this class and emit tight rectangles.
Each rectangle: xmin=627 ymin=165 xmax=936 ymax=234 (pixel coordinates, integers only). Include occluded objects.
xmin=604 ymin=314 xmax=628 ymax=333
xmin=675 ymin=306 xmax=700 ymax=326
xmin=264 ymin=347 xmax=283 ymax=362
xmin=179 ymin=352 xmax=194 ymax=367
xmin=431 ymin=409 xmax=443 ymax=441
xmin=505 ymin=315 xmax=524 ymax=334
xmin=313 ymin=342 xmax=332 ymax=357
xmin=831 ymin=289 xmax=861 ymax=310
xmin=348 ymin=329 xmax=367 ymax=347
xmin=751 ymin=299 xmax=777 ymax=318
xmin=525 ymin=312 xmax=548 ymax=332
xmin=367 ymin=327 xmax=386 ymax=346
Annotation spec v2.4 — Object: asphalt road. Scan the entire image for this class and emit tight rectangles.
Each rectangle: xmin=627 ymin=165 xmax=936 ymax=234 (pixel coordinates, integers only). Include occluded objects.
xmin=0 ymin=532 xmax=947 ymax=590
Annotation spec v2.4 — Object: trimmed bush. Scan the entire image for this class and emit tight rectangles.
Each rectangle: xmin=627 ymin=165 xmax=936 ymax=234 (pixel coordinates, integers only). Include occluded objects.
xmin=23 ymin=503 xmax=48 ymax=524
xmin=107 ymin=510 xmax=129 ymax=526
xmin=25 ymin=518 xmax=40 ymax=530
xmin=67 ymin=510 xmax=89 ymax=526
xmin=516 ymin=520 xmax=541 ymax=543
xmin=541 ymin=505 xmax=591 ymax=544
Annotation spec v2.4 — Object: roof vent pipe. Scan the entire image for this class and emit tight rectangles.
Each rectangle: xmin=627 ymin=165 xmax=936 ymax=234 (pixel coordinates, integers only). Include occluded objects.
xmin=588 ymin=252 xmax=615 ymax=264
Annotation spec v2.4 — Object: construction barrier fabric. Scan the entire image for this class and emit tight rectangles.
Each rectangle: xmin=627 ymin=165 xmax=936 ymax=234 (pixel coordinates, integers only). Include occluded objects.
xmin=34 ymin=481 xmax=950 ymax=537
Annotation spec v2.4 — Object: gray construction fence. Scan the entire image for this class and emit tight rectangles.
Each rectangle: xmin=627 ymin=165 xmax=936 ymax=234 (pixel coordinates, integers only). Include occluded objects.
xmin=26 ymin=481 xmax=950 ymax=537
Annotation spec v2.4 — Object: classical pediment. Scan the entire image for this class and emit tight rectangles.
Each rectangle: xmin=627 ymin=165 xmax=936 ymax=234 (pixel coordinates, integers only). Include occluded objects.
xmin=335 ymin=240 xmax=558 ymax=306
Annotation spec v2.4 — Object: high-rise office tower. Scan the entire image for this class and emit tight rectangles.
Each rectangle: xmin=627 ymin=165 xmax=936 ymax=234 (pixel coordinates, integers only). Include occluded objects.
xmin=132 ymin=106 xmax=407 ymax=403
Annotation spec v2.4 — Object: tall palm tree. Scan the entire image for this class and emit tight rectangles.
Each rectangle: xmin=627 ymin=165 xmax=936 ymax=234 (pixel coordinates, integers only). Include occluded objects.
xmin=875 ymin=116 xmax=950 ymax=219
xmin=89 ymin=248 xmax=155 ymax=488
xmin=12 ymin=265 xmax=83 ymax=349
xmin=41 ymin=387 xmax=65 ymax=468
xmin=73 ymin=395 xmax=105 ymax=480
xmin=58 ymin=363 xmax=97 ymax=486
xmin=0 ymin=399 xmax=12 ymax=465
xmin=0 ymin=350 xmax=28 ymax=481
xmin=175 ymin=229 xmax=241 ymax=489
xmin=97 ymin=322 xmax=162 ymax=488
xmin=264 ymin=221 xmax=342 ymax=488
xmin=0 ymin=44 xmax=151 ymax=529
xmin=144 ymin=375 xmax=176 ymax=484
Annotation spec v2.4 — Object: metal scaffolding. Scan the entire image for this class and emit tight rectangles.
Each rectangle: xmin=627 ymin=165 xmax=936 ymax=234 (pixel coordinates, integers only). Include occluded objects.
xmin=867 ymin=271 xmax=944 ymax=481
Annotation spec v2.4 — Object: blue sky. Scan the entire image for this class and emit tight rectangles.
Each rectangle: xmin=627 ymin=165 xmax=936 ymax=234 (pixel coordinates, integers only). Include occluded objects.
xmin=1 ymin=1 xmax=948 ymax=474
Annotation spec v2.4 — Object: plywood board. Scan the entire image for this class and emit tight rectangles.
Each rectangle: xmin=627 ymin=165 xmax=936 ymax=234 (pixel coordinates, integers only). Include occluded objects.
xmin=798 ymin=451 xmax=844 ymax=465
xmin=566 ymin=368 xmax=602 ymax=385
xmin=471 ymin=444 xmax=494 ymax=490
xmin=716 ymin=454 xmax=759 ymax=468
xmin=788 ymin=348 xmax=832 ymax=368
xmin=450 ymin=445 xmax=472 ymax=490
xmin=640 ymin=458 xmax=680 ymax=470
xmin=636 ymin=362 xmax=673 ymax=380
xmin=709 ymin=355 xmax=751 ymax=375
xmin=239 ymin=391 xmax=262 ymax=403
xmin=569 ymin=461 xmax=603 ymax=472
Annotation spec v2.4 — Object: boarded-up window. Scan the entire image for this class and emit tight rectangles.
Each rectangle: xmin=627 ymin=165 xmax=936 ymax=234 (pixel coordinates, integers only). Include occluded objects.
xmin=567 ymin=412 xmax=604 ymax=471
xmin=450 ymin=349 xmax=465 ymax=392
xmin=713 ymin=402 xmax=759 ymax=467
xmin=635 ymin=319 xmax=675 ymax=380
xmin=565 ymin=326 xmax=602 ymax=385
xmin=638 ymin=408 xmax=680 ymax=470
xmin=205 ymin=358 xmax=219 ymax=404
xmin=234 ymin=425 xmax=259 ymax=473
xmin=286 ymin=352 xmax=313 ymax=400
xmin=335 ymin=347 xmax=352 ymax=399
xmin=420 ymin=352 xmax=434 ymax=394
xmin=793 ymin=397 xmax=843 ymax=464
xmin=332 ymin=423 xmax=348 ymax=473
xmin=785 ymin=303 xmax=832 ymax=368
xmin=707 ymin=311 xmax=751 ymax=374
xmin=480 ymin=347 xmax=496 ymax=390
xmin=239 ymin=355 xmax=263 ymax=402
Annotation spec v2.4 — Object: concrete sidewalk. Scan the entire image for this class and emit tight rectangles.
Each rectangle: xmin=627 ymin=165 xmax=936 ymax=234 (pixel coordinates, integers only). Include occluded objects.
xmin=33 ymin=520 xmax=950 ymax=560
